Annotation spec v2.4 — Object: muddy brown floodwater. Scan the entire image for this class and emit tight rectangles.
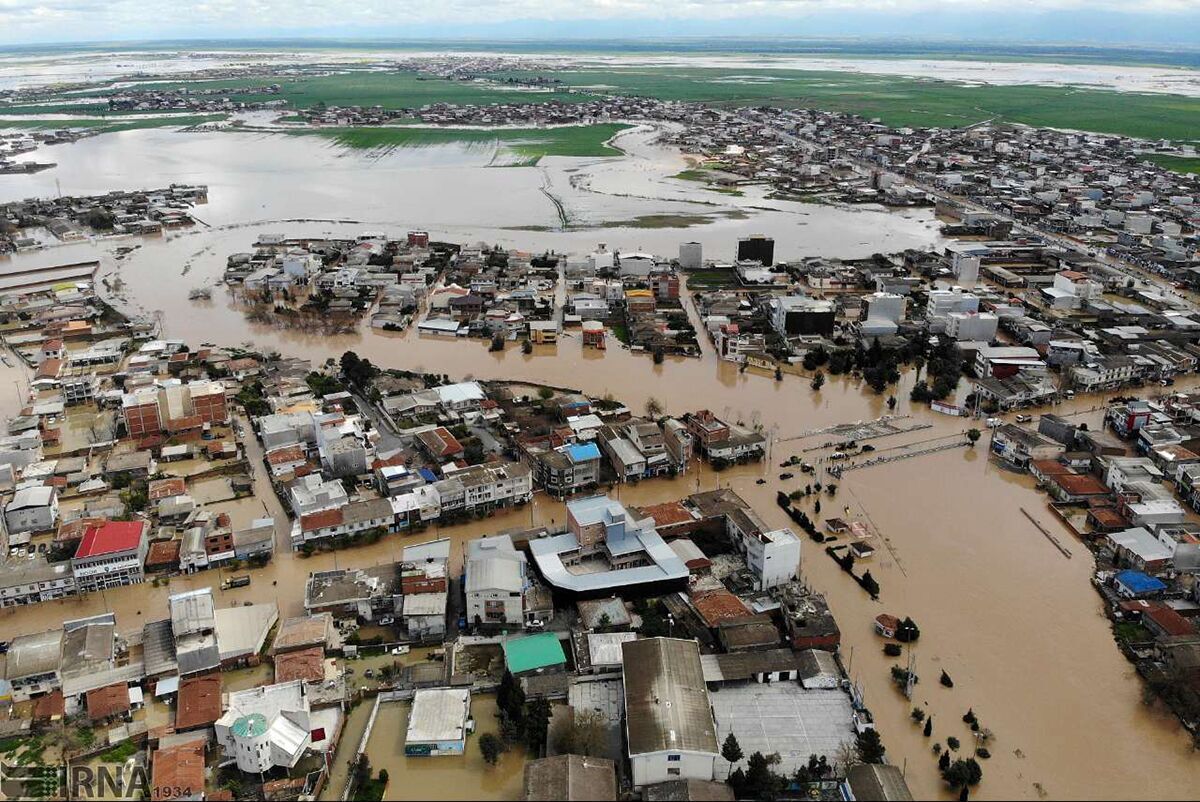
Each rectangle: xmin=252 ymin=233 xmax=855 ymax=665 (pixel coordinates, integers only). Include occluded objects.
xmin=0 ymin=127 xmax=1195 ymax=799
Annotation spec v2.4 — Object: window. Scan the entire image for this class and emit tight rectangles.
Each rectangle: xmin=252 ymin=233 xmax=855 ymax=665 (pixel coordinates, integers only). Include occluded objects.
xmin=667 ymin=768 xmax=681 ymax=776
xmin=667 ymin=755 xmax=681 ymax=762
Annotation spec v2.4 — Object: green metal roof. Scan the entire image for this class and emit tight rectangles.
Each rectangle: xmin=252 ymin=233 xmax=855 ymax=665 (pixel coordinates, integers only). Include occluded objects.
xmin=231 ymin=712 xmax=268 ymax=738
xmin=503 ymin=632 xmax=567 ymax=674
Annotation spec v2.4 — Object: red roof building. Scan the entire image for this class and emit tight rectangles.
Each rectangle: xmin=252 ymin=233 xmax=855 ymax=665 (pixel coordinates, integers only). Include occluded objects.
xmin=175 ymin=673 xmax=222 ymax=731
xmin=75 ymin=520 xmax=148 ymax=560
xmin=86 ymin=683 xmax=131 ymax=721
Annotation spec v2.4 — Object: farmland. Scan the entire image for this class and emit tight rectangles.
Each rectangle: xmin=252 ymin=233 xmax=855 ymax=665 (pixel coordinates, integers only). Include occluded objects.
xmin=294 ymin=122 xmax=630 ymax=164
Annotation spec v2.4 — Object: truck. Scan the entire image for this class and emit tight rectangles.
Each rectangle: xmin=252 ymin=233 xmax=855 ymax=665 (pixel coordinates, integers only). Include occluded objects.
xmin=221 ymin=575 xmax=251 ymax=590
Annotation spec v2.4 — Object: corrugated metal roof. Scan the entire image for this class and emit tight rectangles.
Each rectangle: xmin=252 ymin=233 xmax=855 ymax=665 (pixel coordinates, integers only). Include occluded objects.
xmin=622 ymin=638 xmax=718 ymax=756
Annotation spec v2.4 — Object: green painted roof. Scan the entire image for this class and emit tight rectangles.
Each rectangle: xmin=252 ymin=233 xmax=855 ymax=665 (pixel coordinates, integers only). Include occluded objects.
xmin=503 ymin=632 xmax=567 ymax=674
xmin=232 ymin=712 xmax=268 ymax=738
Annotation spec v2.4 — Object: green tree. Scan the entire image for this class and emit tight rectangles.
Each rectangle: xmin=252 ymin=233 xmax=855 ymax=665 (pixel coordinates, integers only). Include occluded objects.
xmin=942 ymin=757 xmax=982 ymax=790
xmin=721 ymin=732 xmax=744 ymax=764
xmin=811 ymin=371 xmax=825 ymax=391
xmin=896 ymin=617 xmax=921 ymax=643
xmin=479 ymin=733 xmax=504 ymax=765
xmin=854 ymin=728 xmax=886 ymax=764
xmin=525 ymin=697 xmax=552 ymax=756
xmin=645 ymin=397 xmax=663 ymax=418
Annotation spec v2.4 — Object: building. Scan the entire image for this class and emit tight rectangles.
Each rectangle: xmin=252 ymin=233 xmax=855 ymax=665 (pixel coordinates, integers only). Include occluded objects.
xmin=4 ymin=485 xmax=58 ymax=534
xmin=214 ymin=680 xmax=334 ymax=773
xmin=503 ymin=632 xmax=567 ymax=677
xmin=534 ymin=442 xmax=602 ymax=498
xmin=151 ymin=739 xmax=206 ymax=802
xmin=4 ymin=628 xmax=63 ymax=701
xmin=842 ymin=764 xmax=914 ymax=801
xmin=771 ymin=296 xmax=835 ymax=338
xmin=990 ymin=424 xmax=1063 ymax=469
xmin=0 ymin=559 xmax=76 ymax=607
xmin=623 ymin=637 xmax=719 ymax=787
xmin=736 ymin=235 xmax=774 ymax=266
xmin=529 ymin=495 xmax=689 ymax=597
xmin=679 ymin=242 xmax=703 ymax=270
xmin=122 ymin=380 xmax=228 ymax=438
xmin=72 ymin=520 xmax=149 ymax=593
xmin=724 ymin=508 xmax=801 ymax=590
xmin=524 ymin=754 xmax=617 ymax=801
xmin=304 ymin=564 xmax=400 ymax=622
xmin=465 ymin=535 xmax=528 ymax=628
xmin=405 ymin=688 xmax=471 ymax=756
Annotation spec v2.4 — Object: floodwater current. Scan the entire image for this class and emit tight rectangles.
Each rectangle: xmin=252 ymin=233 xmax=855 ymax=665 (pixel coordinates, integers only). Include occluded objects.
xmin=0 ymin=124 xmax=1196 ymax=799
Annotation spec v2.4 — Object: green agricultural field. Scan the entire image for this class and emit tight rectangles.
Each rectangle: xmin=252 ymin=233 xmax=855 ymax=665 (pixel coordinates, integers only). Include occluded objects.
xmin=1140 ymin=153 xmax=1200 ymax=174
xmin=296 ymin=122 xmax=630 ymax=163
xmin=499 ymin=66 xmax=1200 ymax=141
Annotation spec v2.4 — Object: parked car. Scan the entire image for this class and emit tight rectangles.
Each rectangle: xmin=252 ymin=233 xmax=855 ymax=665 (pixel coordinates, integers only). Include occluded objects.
xmin=390 ymin=645 xmax=410 ymax=656
xmin=1015 ymin=414 xmax=1032 ymax=423
xmin=377 ymin=616 xmax=395 ymax=626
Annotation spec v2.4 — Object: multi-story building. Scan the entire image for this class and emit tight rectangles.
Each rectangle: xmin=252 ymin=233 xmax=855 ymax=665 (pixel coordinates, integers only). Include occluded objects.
xmin=464 ymin=534 xmax=528 ymax=627
xmin=4 ymin=485 xmax=58 ymax=534
xmin=533 ymin=442 xmax=602 ymax=498
xmin=121 ymin=380 xmax=229 ymax=438
xmin=0 ymin=559 xmax=76 ymax=607
xmin=724 ymin=507 xmax=802 ymax=590
xmin=71 ymin=520 xmax=149 ymax=593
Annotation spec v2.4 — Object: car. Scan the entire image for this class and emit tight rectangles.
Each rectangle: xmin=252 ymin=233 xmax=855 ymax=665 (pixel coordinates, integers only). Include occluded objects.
xmin=779 ymin=472 xmax=794 ymax=480
xmin=1063 ymin=390 xmax=1075 ymax=399
xmin=377 ymin=617 xmax=394 ymax=626
xmin=1015 ymin=414 xmax=1032 ymax=423
xmin=527 ymin=619 xmax=544 ymax=629
xmin=364 ymin=669 xmax=375 ymax=678
xmin=390 ymin=645 xmax=410 ymax=656
xmin=755 ymin=478 xmax=766 ymax=485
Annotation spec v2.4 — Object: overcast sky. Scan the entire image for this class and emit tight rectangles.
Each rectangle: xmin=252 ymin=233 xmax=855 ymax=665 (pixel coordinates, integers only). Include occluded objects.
xmin=2 ymin=0 xmax=1200 ymax=47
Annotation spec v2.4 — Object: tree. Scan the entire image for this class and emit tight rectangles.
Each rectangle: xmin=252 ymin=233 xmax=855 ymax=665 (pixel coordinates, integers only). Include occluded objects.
xmin=924 ymin=715 xmax=933 ymax=737
xmin=526 ymin=697 xmax=552 ymax=756
xmin=942 ymin=757 xmax=983 ymax=790
xmin=645 ymin=397 xmax=664 ymax=419
xmin=854 ymin=728 xmax=886 ymax=764
xmin=896 ymin=617 xmax=921 ymax=643
xmin=521 ymin=338 xmax=533 ymax=355
xmin=553 ymin=709 xmax=607 ymax=757
xmin=479 ymin=733 xmax=504 ymax=765
xmin=722 ymin=733 xmax=744 ymax=764
xmin=887 ymin=394 xmax=897 ymax=410
xmin=966 ymin=428 xmax=981 ymax=446
xmin=811 ymin=371 xmax=825 ymax=391
xmin=489 ymin=333 xmax=506 ymax=352
xmin=729 ymin=752 xmax=787 ymax=801
xmin=537 ymin=387 xmax=554 ymax=401
xmin=652 ymin=345 xmax=665 ymax=365
xmin=774 ymin=366 xmax=783 ymax=381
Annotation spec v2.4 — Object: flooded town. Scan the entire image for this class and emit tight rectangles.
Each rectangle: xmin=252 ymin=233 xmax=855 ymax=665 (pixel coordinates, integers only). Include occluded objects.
xmin=0 ymin=31 xmax=1199 ymax=802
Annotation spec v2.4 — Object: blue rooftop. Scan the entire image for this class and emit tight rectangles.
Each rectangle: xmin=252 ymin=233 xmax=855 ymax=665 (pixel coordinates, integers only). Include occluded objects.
xmin=1114 ymin=570 xmax=1166 ymax=595
xmin=418 ymin=467 xmax=438 ymax=483
xmin=565 ymin=442 xmax=601 ymax=463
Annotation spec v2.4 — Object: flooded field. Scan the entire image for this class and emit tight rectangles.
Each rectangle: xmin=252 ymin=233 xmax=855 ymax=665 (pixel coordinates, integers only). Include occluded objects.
xmin=0 ymin=118 xmax=1195 ymax=799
